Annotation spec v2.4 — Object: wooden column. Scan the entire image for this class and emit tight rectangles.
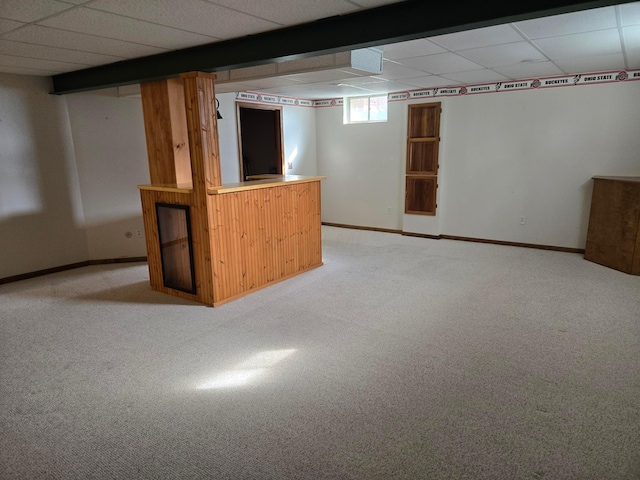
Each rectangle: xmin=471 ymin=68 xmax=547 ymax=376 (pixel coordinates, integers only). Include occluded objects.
xmin=180 ymin=72 xmax=222 ymax=189
xmin=179 ymin=71 xmax=223 ymax=305
xmin=140 ymin=78 xmax=192 ymax=185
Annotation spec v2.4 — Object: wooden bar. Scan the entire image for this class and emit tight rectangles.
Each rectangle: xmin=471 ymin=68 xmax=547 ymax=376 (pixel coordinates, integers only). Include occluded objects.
xmin=139 ymin=71 xmax=325 ymax=306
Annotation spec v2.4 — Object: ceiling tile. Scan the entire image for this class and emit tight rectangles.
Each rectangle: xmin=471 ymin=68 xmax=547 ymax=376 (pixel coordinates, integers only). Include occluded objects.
xmin=3 ymin=25 xmax=167 ymax=57
xmin=459 ymin=42 xmax=548 ymax=67
xmin=514 ymin=7 xmax=617 ymax=39
xmin=0 ymin=65 xmax=61 ymax=75
xmin=0 ymin=18 xmax=25 ymax=34
xmin=620 ymin=2 xmax=640 ymax=26
xmin=534 ymin=29 xmax=622 ymax=60
xmin=367 ymin=80 xmax=416 ymax=93
xmin=211 ymin=0 xmax=358 ymax=26
xmin=623 ymin=25 xmax=640 ymax=68
xmin=431 ymin=24 xmax=525 ymax=51
xmin=626 ymin=49 xmax=640 ymax=66
xmin=492 ymin=61 xmax=564 ymax=79
xmin=215 ymin=82 xmax=257 ymax=94
xmin=0 ymin=53 xmax=89 ymax=71
xmin=400 ymin=52 xmax=484 ymax=74
xmin=87 ymin=0 xmax=279 ymax=39
xmin=441 ymin=69 xmax=510 ymax=84
xmin=0 ymin=0 xmax=74 ymax=22
xmin=38 ymin=7 xmax=216 ymax=49
xmin=554 ymin=53 xmax=626 ymax=73
xmin=382 ymin=38 xmax=446 ymax=60
xmin=0 ymin=39 xmax=124 ymax=65
xmin=337 ymin=75 xmax=387 ymax=85
xmin=403 ymin=75 xmax=461 ymax=88
xmin=623 ymin=24 xmax=640 ymax=49
xmin=380 ymin=60 xmax=428 ymax=79
xmin=238 ymin=76 xmax=307 ymax=89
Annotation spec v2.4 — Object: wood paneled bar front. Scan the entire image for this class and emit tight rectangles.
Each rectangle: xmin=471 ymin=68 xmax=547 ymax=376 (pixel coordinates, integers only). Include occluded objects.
xmin=138 ymin=72 xmax=325 ymax=306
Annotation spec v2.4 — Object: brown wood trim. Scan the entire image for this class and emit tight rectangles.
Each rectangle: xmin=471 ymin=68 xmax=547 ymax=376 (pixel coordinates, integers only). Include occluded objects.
xmin=440 ymin=235 xmax=585 ymax=253
xmin=322 ymin=222 xmax=402 ymax=234
xmin=322 ymin=223 xmax=584 ymax=253
xmin=0 ymin=257 xmax=148 ymax=285
xmin=89 ymin=257 xmax=148 ymax=265
xmin=236 ymin=102 xmax=285 ymax=180
xmin=401 ymin=231 xmax=441 ymax=239
xmin=137 ymin=183 xmax=193 ymax=193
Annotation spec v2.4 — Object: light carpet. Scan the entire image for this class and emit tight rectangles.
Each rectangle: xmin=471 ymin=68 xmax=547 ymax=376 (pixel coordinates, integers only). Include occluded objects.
xmin=1 ymin=226 xmax=639 ymax=479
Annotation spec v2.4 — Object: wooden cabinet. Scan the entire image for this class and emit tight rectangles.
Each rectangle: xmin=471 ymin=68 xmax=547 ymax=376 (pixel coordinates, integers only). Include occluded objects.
xmin=405 ymin=102 xmax=441 ymax=215
xmin=584 ymin=176 xmax=640 ymax=275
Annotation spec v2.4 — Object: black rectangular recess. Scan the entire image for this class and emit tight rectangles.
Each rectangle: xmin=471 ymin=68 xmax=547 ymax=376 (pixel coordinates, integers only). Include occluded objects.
xmin=155 ymin=203 xmax=197 ymax=295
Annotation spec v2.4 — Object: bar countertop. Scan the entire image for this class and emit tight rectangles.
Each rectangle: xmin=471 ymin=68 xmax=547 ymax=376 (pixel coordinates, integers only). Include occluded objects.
xmin=207 ymin=175 xmax=326 ymax=195
xmin=138 ymin=175 xmax=326 ymax=195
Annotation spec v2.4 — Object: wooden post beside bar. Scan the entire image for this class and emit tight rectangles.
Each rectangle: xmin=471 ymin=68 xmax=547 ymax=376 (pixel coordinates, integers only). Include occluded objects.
xmin=138 ymin=72 xmax=325 ymax=306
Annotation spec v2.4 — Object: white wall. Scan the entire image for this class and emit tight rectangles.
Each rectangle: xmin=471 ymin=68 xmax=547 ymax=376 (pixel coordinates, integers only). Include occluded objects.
xmin=316 ymin=81 xmax=640 ymax=249
xmin=283 ymin=105 xmax=317 ymax=176
xmin=439 ymin=83 xmax=640 ymax=248
xmin=217 ymin=92 xmax=242 ymax=184
xmin=316 ymin=103 xmax=405 ymax=230
xmin=0 ymin=73 xmax=88 ymax=278
xmin=66 ymin=88 xmax=150 ymax=260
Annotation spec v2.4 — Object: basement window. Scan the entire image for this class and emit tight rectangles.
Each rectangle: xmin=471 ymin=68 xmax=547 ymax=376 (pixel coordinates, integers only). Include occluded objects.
xmin=343 ymin=94 xmax=388 ymax=124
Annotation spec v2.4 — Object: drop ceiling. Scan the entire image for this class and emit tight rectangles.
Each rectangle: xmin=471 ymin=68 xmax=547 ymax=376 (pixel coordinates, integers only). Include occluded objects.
xmin=0 ymin=0 xmax=639 ymax=99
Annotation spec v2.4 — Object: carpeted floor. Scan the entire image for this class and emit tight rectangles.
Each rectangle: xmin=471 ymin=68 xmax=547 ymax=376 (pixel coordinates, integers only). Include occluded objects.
xmin=1 ymin=226 xmax=639 ymax=479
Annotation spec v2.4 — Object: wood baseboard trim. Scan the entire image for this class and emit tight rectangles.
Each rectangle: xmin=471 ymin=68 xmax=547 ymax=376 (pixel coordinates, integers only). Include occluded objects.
xmin=322 ymin=222 xmax=402 ymax=235
xmin=322 ymin=223 xmax=584 ymax=254
xmin=0 ymin=257 xmax=148 ymax=285
xmin=89 ymin=257 xmax=148 ymax=265
xmin=440 ymin=235 xmax=585 ymax=254
xmin=401 ymin=231 xmax=442 ymax=240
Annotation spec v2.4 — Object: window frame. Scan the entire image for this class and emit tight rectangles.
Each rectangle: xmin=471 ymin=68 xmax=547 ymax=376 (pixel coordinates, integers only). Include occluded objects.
xmin=343 ymin=94 xmax=388 ymax=124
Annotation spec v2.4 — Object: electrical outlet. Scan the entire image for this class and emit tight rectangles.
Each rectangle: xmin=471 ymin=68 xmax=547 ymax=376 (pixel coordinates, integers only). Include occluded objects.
xmin=136 ymin=229 xmax=142 ymax=237
xmin=387 ymin=206 xmax=391 ymax=214
xmin=519 ymin=216 xmax=526 ymax=225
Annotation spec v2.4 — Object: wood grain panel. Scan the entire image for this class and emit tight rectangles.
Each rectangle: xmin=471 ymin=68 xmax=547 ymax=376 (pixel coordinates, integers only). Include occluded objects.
xmin=181 ymin=72 xmax=221 ymax=189
xmin=156 ymin=204 xmax=194 ymax=293
xmin=209 ymin=181 xmax=322 ymax=306
xmin=405 ymin=176 xmax=437 ymax=215
xmin=408 ymin=103 xmax=440 ymax=138
xmin=140 ymin=78 xmax=191 ymax=185
xmin=585 ymin=177 xmax=640 ymax=274
xmin=407 ymin=140 xmax=438 ymax=174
